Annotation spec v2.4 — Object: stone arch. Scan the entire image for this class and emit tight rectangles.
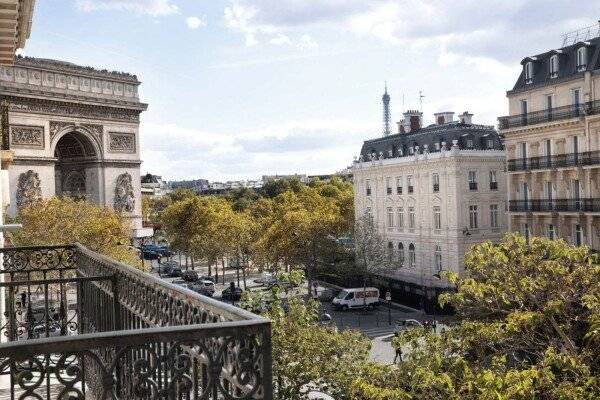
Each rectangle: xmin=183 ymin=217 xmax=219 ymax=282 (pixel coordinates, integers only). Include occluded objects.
xmin=53 ymin=129 xmax=102 ymax=202
xmin=51 ymin=126 xmax=103 ymax=159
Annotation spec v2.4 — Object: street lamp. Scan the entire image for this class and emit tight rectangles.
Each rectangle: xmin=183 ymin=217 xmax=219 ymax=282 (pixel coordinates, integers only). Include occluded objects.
xmin=431 ymin=269 xmax=448 ymax=334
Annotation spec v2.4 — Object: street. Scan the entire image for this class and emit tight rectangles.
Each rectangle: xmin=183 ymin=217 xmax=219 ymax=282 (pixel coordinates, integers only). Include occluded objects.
xmin=147 ymin=257 xmax=423 ymax=365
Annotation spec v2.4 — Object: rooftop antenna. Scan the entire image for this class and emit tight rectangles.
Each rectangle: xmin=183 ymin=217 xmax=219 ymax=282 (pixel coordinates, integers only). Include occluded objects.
xmin=382 ymin=82 xmax=391 ymax=137
xmin=419 ymin=90 xmax=425 ymax=114
xmin=561 ymin=20 xmax=600 ymax=47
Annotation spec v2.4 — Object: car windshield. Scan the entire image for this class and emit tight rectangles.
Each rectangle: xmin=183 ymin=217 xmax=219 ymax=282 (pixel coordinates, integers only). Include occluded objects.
xmin=335 ymin=290 xmax=348 ymax=300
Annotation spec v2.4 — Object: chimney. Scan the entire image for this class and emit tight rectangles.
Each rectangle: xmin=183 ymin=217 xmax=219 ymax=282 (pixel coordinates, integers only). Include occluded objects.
xmin=459 ymin=111 xmax=473 ymax=124
xmin=433 ymin=111 xmax=455 ymax=125
xmin=401 ymin=110 xmax=423 ymax=133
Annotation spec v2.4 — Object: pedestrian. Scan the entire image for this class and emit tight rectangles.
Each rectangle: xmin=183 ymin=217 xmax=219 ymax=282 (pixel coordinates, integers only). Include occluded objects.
xmin=214 ymin=272 xmax=218 ymax=284
xmin=432 ymin=320 xmax=437 ymax=333
xmin=393 ymin=346 xmax=403 ymax=363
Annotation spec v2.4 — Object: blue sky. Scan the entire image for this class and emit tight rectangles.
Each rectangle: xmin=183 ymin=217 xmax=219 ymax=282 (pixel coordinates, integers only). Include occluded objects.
xmin=24 ymin=1 xmax=599 ymax=181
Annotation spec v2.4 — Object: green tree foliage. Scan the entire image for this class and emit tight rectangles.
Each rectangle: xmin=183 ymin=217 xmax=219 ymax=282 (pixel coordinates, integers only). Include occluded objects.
xmin=242 ymin=289 xmax=371 ymax=399
xmin=260 ymin=177 xmax=305 ymax=199
xmin=11 ymin=197 xmax=140 ymax=267
xmin=225 ymin=187 xmax=259 ymax=211
xmin=353 ymin=234 xmax=600 ymax=399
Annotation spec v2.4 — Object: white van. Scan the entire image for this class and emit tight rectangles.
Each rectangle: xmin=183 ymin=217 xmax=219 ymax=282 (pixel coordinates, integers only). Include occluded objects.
xmin=332 ymin=287 xmax=380 ymax=311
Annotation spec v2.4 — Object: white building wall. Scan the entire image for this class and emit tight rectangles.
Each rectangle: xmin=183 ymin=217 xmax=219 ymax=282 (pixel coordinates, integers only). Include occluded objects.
xmin=353 ymin=148 xmax=507 ymax=289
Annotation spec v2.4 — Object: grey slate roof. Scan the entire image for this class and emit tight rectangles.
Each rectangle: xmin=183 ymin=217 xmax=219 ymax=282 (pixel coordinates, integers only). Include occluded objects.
xmin=509 ymin=36 xmax=600 ymax=93
xmin=359 ymin=121 xmax=502 ymax=160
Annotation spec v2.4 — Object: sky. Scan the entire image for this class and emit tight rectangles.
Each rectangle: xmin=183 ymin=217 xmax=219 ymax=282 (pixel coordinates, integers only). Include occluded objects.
xmin=23 ymin=1 xmax=600 ymax=181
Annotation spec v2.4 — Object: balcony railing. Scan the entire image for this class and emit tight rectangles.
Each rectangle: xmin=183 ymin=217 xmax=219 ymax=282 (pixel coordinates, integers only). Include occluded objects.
xmin=509 ymin=198 xmax=600 ymax=212
xmin=498 ymin=101 xmax=600 ymax=130
xmin=408 ymin=186 xmax=414 ymax=194
xmin=432 ymin=184 xmax=439 ymax=192
xmin=507 ymin=150 xmax=600 ymax=172
xmin=490 ymin=182 xmax=498 ymax=190
xmin=469 ymin=182 xmax=478 ymax=191
xmin=0 ymin=244 xmax=272 ymax=399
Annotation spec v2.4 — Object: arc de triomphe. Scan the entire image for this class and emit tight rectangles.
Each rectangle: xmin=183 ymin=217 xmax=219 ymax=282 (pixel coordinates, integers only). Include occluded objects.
xmin=0 ymin=56 xmax=148 ymax=232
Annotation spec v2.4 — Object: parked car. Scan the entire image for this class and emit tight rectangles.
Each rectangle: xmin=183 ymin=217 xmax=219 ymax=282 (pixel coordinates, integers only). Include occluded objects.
xmin=32 ymin=322 xmax=62 ymax=338
xmin=168 ymin=267 xmax=182 ymax=278
xmin=332 ymin=287 xmax=380 ymax=311
xmin=221 ymin=286 xmax=243 ymax=301
xmin=188 ymin=280 xmax=216 ymax=297
xmin=182 ymin=270 xmax=199 ymax=282
xmin=142 ymin=244 xmax=174 ymax=257
xmin=171 ymin=279 xmax=188 ymax=287
xmin=318 ymin=288 xmax=336 ymax=302
xmin=199 ymin=275 xmax=215 ymax=283
xmin=254 ymin=272 xmax=277 ymax=286
xmin=142 ymin=250 xmax=161 ymax=260
xmin=394 ymin=319 xmax=423 ymax=335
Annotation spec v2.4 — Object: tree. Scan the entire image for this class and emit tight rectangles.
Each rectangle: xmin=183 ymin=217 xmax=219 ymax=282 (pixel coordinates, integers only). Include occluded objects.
xmin=241 ymin=290 xmax=371 ymax=399
xmin=225 ymin=187 xmax=259 ymax=211
xmin=10 ymin=197 xmax=140 ymax=268
xmin=353 ymin=234 xmax=600 ymax=399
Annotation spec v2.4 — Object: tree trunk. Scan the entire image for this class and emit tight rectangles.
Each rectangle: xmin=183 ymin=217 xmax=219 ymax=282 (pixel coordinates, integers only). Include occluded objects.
xmin=242 ymin=267 xmax=247 ymax=289
xmin=222 ymin=258 xmax=226 ymax=284
xmin=191 ymin=256 xmax=194 ymax=270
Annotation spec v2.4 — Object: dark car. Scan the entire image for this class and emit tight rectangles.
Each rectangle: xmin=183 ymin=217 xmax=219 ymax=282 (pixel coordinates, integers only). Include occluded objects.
xmin=168 ymin=267 xmax=182 ymax=278
xmin=221 ymin=286 xmax=243 ymax=301
xmin=199 ymin=275 xmax=215 ymax=283
xmin=142 ymin=244 xmax=174 ymax=257
xmin=171 ymin=279 xmax=188 ymax=287
xmin=188 ymin=280 xmax=216 ymax=297
xmin=142 ymin=250 xmax=161 ymax=260
xmin=182 ymin=270 xmax=199 ymax=282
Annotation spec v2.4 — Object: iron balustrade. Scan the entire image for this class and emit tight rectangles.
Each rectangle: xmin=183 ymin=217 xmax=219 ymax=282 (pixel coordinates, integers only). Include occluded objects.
xmin=408 ymin=186 xmax=414 ymax=194
xmin=490 ymin=182 xmax=498 ymax=190
xmin=432 ymin=184 xmax=439 ymax=192
xmin=498 ymin=101 xmax=600 ymax=130
xmin=0 ymin=244 xmax=272 ymax=399
xmin=469 ymin=182 xmax=478 ymax=191
xmin=507 ymin=150 xmax=600 ymax=172
xmin=509 ymin=198 xmax=600 ymax=213
xmin=396 ymin=187 xmax=402 ymax=195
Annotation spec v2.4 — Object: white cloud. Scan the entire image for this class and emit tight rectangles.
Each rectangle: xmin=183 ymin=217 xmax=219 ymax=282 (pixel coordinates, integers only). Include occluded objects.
xmin=296 ymin=34 xmax=318 ymax=51
xmin=140 ymin=119 xmax=370 ymax=181
xmin=75 ymin=0 xmax=179 ymax=16
xmin=269 ymin=33 xmax=291 ymax=46
xmin=186 ymin=16 xmax=206 ymax=30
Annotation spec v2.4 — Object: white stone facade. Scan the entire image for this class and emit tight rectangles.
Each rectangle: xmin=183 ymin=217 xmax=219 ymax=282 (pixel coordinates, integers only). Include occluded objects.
xmin=1 ymin=57 xmax=147 ymax=232
xmin=352 ymin=147 xmax=507 ymax=289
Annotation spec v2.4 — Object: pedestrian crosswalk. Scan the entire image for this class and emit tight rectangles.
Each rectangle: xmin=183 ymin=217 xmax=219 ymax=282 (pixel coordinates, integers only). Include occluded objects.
xmin=337 ymin=323 xmax=396 ymax=339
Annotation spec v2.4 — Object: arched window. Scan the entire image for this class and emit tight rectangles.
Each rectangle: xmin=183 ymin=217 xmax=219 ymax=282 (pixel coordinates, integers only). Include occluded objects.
xmin=577 ymin=47 xmax=587 ymax=71
xmin=549 ymin=55 xmax=558 ymax=78
xmin=408 ymin=243 xmax=416 ymax=268
xmin=524 ymin=61 xmax=534 ymax=84
xmin=434 ymin=245 xmax=442 ymax=271
xmin=397 ymin=243 xmax=404 ymax=266
xmin=387 ymin=242 xmax=394 ymax=263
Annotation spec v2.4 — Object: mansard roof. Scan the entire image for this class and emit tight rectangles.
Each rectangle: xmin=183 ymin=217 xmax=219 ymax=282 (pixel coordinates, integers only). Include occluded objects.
xmin=15 ymin=56 xmax=140 ymax=83
xmin=509 ymin=36 xmax=600 ymax=93
xmin=359 ymin=121 xmax=502 ymax=160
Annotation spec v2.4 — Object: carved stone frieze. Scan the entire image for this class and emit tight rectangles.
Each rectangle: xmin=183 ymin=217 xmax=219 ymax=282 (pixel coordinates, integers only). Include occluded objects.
xmin=82 ymin=123 xmax=103 ymax=137
xmin=49 ymin=121 xmax=72 ymax=141
xmin=6 ymin=96 xmax=141 ymax=123
xmin=10 ymin=125 xmax=44 ymax=148
xmin=114 ymin=172 xmax=135 ymax=213
xmin=16 ymin=170 xmax=42 ymax=208
xmin=109 ymin=132 xmax=135 ymax=153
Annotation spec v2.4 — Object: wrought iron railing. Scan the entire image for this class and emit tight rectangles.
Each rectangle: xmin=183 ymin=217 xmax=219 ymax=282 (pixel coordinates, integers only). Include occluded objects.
xmin=509 ymin=198 xmax=600 ymax=213
xmin=498 ymin=101 xmax=600 ymax=130
xmin=507 ymin=151 xmax=600 ymax=171
xmin=0 ymin=244 xmax=272 ymax=399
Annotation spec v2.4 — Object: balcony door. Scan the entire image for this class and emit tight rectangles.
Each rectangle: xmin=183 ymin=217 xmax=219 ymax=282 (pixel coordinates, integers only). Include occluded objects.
xmin=522 ymin=182 xmax=530 ymax=210
xmin=572 ymin=179 xmax=581 ymax=211
xmin=545 ymin=181 xmax=553 ymax=210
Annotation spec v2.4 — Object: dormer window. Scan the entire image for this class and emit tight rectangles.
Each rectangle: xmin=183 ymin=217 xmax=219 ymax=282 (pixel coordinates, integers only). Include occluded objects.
xmin=549 ymin=55 xmax=559 ymax=78
xmin=577 ymin=47 xmax=587 ymax=71
xmin=524 ymin=61 xmax=534 ymax=84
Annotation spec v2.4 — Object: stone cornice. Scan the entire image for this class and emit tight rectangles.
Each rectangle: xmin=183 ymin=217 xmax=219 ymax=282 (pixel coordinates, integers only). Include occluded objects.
xmin=500 ymin=118 xmax=583 ymax=136
xmin=0 ymin=85 xmax=148 ymax=111
xmin=13 ymin=155 xmax=142 ymax=166
xmin=353 ymin=149 xmax=506 ymax=171
xmin=15 ymin=56 xmax=140 ymax=83
xmin=4 ymin=95 xmax=143 ymax=123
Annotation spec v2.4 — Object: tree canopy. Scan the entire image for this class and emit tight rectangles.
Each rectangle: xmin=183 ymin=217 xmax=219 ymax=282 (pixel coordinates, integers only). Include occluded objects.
xmin=11 ymin=197 xmax=139 ymax=267
xmin=352 ymin=234 xmax=600 ymax=399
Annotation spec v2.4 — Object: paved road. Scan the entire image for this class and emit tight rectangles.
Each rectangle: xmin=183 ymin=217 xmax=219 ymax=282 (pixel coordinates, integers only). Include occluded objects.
xmin=318 ymin=300 xmax=421 ymax=364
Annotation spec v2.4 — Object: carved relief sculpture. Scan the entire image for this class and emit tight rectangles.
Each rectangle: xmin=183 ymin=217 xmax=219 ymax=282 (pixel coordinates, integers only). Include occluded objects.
xmin=109 ymin=132 xmax=135 ymax=153
xmin=10 ymin=125 xmax=44 ymax=148
xmin=114 ymin=172 xmax=135 ymax=213
xmin=16 ymin=170 xmax=42 ymax=208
